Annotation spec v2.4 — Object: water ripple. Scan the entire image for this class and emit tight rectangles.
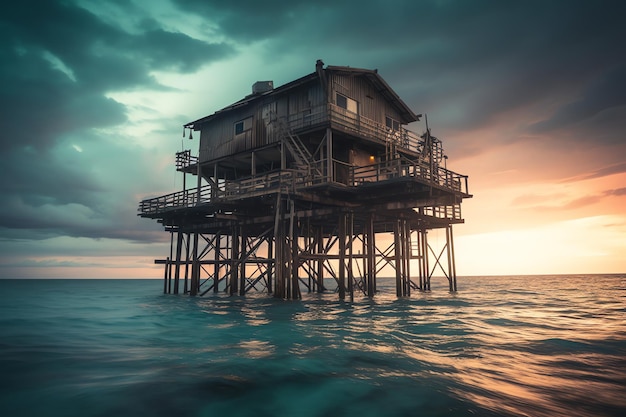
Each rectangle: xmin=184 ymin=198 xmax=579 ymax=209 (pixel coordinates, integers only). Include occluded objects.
xmin=0 ymin=276 xmax=625 ymax=417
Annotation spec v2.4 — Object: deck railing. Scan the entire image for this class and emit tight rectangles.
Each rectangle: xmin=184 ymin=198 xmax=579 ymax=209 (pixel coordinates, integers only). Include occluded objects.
xmin=139 ymin=158 xmax=469 ymax=216
xmin=139 ymin=169 xmax=309 ymax=215
xmin=350 ymin=157 xmax=468 ymax=194
xmin=285 ymin=103 xmax=425 ymax=155
xmin=327 ymin=104 xmax=425 ymax=153
xmin=175 ymin=150 xmax=198 ymax=171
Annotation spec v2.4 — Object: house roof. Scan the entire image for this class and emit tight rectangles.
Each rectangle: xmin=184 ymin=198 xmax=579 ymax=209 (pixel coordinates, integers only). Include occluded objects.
xmin=185 ymin=63 xmax=419 ymax=128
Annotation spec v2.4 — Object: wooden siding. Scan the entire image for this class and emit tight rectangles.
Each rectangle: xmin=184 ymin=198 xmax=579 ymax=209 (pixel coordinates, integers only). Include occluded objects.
xmin=199 ymin=82 xmax=324 ymax=163
xmin=199 ymin=109 xmax=254 ymax=162
xmin=197 ymin=73 xmax=407 ymax=163
xmin=330 ymin=73 xmax=404 ymax=126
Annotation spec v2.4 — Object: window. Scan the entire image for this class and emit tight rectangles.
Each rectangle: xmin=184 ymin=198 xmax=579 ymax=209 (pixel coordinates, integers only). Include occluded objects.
xmin=385 ymin=116 xmax=400 ymax=131
xmin=336 ymin=93 xmax=358 ymax=114
xmin=234 ymin=116 xmax=252 ymax=136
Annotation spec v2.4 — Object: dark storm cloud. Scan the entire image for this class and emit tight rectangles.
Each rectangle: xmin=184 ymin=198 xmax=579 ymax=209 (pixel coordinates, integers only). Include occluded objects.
xmin=173 ymin=0 xmax=626 ymax=143
xmin=173 ymin=0 xmax=337 ymax=42
xmin=529 ymin=65 xmax=626 ymax=139
xmin=1 ymin=0 xmax=231 ymax=150
xmin=0 ymin=0 xmax=232 ymax=241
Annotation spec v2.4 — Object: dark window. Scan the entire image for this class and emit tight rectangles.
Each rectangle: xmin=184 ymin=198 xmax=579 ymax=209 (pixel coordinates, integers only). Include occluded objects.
xmin=234 ymin=116 xmax=252 ymax=136
xmin=386 ymin=116 xmax=400 ymax=131
xmin=336 ymin=93 xmax=347 ymax=109
xmin=336 ymin=93 xmax=358 ymax=113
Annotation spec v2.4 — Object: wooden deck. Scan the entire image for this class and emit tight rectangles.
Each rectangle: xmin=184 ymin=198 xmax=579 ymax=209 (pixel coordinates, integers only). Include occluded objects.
xmin=138 ymin=156 xmax=469 ymax=218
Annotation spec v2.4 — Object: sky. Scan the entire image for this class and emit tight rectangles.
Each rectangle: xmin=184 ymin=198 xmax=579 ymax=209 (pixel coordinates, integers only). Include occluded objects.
xmin=1 ymin=0 xmax=625 ymax=279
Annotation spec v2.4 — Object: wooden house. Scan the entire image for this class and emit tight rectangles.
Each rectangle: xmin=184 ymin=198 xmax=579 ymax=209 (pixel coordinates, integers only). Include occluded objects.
xmin=139 ymin=60 xmax=471 ymax=299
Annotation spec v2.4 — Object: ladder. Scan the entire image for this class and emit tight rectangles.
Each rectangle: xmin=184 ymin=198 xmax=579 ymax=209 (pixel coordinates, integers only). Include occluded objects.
xmin=270 ymin=112 xmax=322 ymax=177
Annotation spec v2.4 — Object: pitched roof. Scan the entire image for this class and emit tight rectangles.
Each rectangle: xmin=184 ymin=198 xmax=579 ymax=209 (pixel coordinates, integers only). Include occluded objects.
xmin=186 ymin=63 xmax=419 ymax=128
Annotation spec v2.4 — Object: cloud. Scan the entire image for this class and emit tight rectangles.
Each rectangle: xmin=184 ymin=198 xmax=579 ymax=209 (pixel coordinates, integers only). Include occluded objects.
xmin=604 ymin=187 xmax=626 ymax=197
xmin=529 ymin=65 xmax=626 ymax=139
xmin=0 ymin=0 xmax=231 ymax=150
xmin=171 ymin=0 xmax=626 ymax=140
xmin=562 ymin=162 xmax=626 ymax=182
xmin=0 ymin=0 xmax=233 ymax=245
xmin=512 ymin=186 xmax=626 ymax=213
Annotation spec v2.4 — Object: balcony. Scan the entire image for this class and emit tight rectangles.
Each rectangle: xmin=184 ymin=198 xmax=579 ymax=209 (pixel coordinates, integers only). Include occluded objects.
xmin=138 ymin=157 xmax=469 ymax=217
xmin=286 ymin=103 xmax=428 ymax=156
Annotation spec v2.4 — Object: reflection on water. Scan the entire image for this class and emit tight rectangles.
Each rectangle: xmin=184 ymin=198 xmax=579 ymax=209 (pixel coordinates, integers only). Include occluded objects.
xmin=0 ymin=275 xmax=625 ymax=417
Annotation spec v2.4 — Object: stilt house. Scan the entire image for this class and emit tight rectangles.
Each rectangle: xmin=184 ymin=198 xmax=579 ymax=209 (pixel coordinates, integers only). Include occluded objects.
xmin=139 ymin=60 xmax=471 ymax=299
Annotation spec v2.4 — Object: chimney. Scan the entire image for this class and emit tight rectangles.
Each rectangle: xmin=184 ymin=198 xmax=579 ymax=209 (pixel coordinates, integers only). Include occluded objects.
xmin=316 ymin=59 xmax=324 ymax=73
xmin=252 ymin=81 xmax=273 ymax=95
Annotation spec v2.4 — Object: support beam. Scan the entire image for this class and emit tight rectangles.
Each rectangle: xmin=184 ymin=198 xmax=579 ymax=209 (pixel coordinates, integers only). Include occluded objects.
xmin=190 ymin=232 xmax=200 ymax=295
xmin=338 ymin=213 xmax=346 ymax=300
xmin=214 ymin=233 xmax=221 ymax=293
xmin=174 ymin=231 xmax=183 ymax=294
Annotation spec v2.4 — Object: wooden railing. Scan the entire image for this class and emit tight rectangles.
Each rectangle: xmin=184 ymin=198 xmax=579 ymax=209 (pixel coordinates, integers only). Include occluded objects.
xmin=349 ymin=157 xmax=468 ymax=194
xmin=423 ymin=204 xmax=462 ymax=220
xmin=327 ymin=103 xmax=425 ymax=153
xmin=139 ymin=169 xmax=311 ymax=216
xmin=139 ymin=157 xmax=469 ymax=216
xmin=286 ymin=103 xmax=426 ymax=154
xmin=175 ymin=150 xmax=198 ymax=171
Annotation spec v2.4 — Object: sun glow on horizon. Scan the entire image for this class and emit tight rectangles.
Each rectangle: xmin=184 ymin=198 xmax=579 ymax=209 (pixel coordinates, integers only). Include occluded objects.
xmin=455 ymin=214 xmax=626 ymax=276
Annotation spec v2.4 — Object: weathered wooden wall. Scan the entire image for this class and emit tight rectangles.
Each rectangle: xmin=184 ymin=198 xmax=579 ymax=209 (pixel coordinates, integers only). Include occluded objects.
xmin=199 ymin=82 xmax=325 ymax=163
xmin=329 ymin=73 xmax=405 ymax=125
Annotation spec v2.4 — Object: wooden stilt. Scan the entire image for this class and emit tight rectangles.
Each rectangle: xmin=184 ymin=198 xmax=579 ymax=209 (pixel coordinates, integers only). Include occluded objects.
xmin=190 ymin=232 xmax=199 ymax=296
xmin=214 ymin=233 xmax=221 ymax=293
xmin=338 ymin=213 xmax=346 ymax=300
xmin=174 ymin=231 xmax=183 ymax=294
xmin=184 ymin=233 xmax=190 ymax=294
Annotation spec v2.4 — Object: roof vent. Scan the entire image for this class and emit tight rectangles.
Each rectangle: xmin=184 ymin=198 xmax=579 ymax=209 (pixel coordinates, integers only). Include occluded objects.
xmin=252 ymin=81 xmax=273 ymax=94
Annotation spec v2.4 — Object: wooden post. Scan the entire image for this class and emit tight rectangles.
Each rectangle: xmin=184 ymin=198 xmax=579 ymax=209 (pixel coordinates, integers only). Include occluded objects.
xmin=214 ymin=233 xmax=221 ymax=293
xmin=163 ymin=256 xmax=169 ymax=294
xmin=394 ymin=219 xmax=403 ymax=297
xmin=190 ymin=232 xmax=199 ymax=296
xmin=316 ymin=227 xmax=324 ymax=293
xmin=404 ymin=221 xmax=411 ymax=296
xmin=338 ymin=213 xmax=346 ymax=300
xmin=184 ymin=232 xmax=190 ymax=294
xmin=174 ymin=231 xmax=183 ymax=294
xmin=347 ymin=212 xmax=354 ymax=302
xmin=447 ymin=225 xmax=457 ymax=292
xmin=366 ymin=213 xmax=375 ymax=297
xmin=231 ymin=226 xmax=239 ymax=295
xmin=424 ymin=230 xmax=431 ymax=291
xmin=290 ymin=206 xmax=301 ymax=299
xmin=267 ymin=234 xmax=274 ymax=294
xmin=168 ymin=231 xmax=174 ymax=294
xmin=240 ymin=228 xmax=247 ymax=296
xmin=273 ymin=194 xmax=284 ymax=298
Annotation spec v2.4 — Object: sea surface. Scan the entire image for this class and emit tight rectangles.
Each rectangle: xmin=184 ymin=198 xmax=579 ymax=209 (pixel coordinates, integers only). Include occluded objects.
xmin=0 ymin=275 xmax=624 ymax=417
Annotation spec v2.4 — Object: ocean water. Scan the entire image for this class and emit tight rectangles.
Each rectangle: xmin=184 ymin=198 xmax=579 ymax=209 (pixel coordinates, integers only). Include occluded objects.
xmin=0 ymin=275 xmax=624 ymax=417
